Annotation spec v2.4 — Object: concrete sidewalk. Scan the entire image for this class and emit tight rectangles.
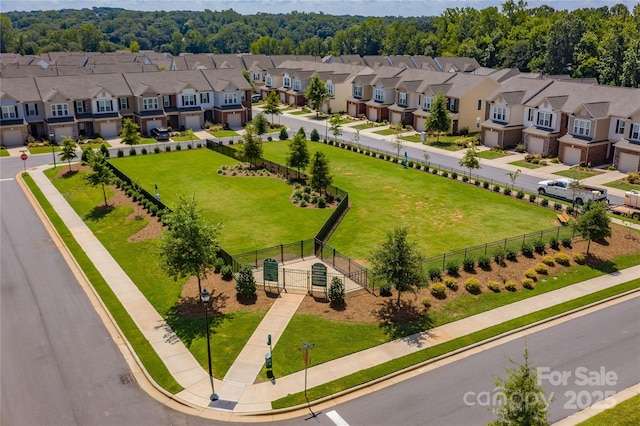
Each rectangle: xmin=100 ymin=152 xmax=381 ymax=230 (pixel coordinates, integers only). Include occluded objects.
xmin=24 ymin=154 xmax=639 ymax=417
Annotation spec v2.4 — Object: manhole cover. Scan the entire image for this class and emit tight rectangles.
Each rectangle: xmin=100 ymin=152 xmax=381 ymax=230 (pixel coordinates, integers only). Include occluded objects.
xmin=119 ymin=373 xmax=136 ymax=385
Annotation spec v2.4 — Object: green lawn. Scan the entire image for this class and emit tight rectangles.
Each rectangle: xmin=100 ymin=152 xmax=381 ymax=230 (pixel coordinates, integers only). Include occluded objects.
xmin=171 ymin=136 xmax=199 ymax=142
xmin=604 ymin=180 xmax=640 ymax=191
xmin=477 ymin=150 xmax=508 ymax=159
xmin=352 ymin=122 xmax=384 ymax=130
xmin=262 ymin=141 xmax=557 ymax=260
xmin=373 ymin=128 xmax=402 ymax=136
xmin=29 ymin=145 xmax=62 ymax=154
xmin=288 ymin=110 xmax=312 ymax=115
xmin=138 ymin=138 xmax=156 ymax=145
xmin=43 ymin=166 xmax=268 ymax=379
xmin=578 ymin=394 xmax=640 ymax=426
xmin=207 ymin=130 xmax=240 ymax=138
xmin=400 ymin=134 xmax=423 ymax=143
xmin=509 ymin=160 xmax=544 ymax=169
xmin=554 ymin=168 xmax=600 ymax=180
xmin=109 ymin=149 xmax=332 ymax=253
xmin=0 ymin=147 xmax=9 ymax=157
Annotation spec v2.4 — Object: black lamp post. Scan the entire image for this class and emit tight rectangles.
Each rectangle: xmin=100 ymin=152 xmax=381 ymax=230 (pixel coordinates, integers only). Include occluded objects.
xmin=200 ymin=289 xmax=218 ymax=401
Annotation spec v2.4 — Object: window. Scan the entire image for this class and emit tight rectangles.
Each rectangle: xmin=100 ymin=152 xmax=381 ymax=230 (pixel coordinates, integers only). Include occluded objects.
xmin=326 ymin=83 xmax=334 ymax=96
xmin=353 ymin=85 xmax=362 ymax=98
xmin=119 ymin=98 xmax=129 ymax=110
xmin=374 ymin=88 xmax=384 ymax=102
xmin=265 ymin=75 xmax=272 ymax=87
xmin=75 ymin=101 xmax=84 ymax=114
xmin=449 ymin=98 xmax=457 ymax=112
xmin=423 ymin=96 xmax=433 ymax=111
xmin=252 ymin=71 xmax=261 ymax=82
xmin=51 ymin=103 xmax=69 ymax=117
xmin=293 ymin=80 xmax=301 ymax=91
xmin=163 ymin=95 xmax=171 ymax=108
xmin=398 ymin=92 xmax=407 ymax=106
xmin=224 ymin=93 xmax=238 ymax=105
xmin=182 ymin=94 xmax=196 ymax=106
xmin=527 ymin=108 xmax=534 ymax=122
xmin=537 ymin=111 xmax=552 ymax=128
xmin=27 ymin=103 xmax=38 ymax=116
xmin=98 ymin=100 xmax=113 ymax=113
xmin=1 ymin=105 xmax=17 ymax=119
xmin=200 ymin=93 xmax=210 ymax=104
xmin=492 ymin=106 xmax=507 ymax=122
xmin=477 ymin=99 xmax=482 ymax=110
xmin=573 ymin=119 xmax=591 ymax=137
xmin=631 ymin=123 xmax=640 ymax=140
xmin=143 ymin=97 xmax=158 ymax=110
xmin=283 ymin=76 xmax=291 ymax=88
xmin=615 ymin=119 xmax=625 ymax=134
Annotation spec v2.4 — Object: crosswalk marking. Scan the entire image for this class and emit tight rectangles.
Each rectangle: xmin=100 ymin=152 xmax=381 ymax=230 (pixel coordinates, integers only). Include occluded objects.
xmin=326 ymin=410 xmax=350 ymax=426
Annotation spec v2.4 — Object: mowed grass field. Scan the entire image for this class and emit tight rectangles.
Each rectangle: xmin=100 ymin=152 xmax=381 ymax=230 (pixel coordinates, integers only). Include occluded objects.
xmin=261 ymin=141 xmax=558 ymax=260
xmin=109 ymin=149 xmax=332 ymax=253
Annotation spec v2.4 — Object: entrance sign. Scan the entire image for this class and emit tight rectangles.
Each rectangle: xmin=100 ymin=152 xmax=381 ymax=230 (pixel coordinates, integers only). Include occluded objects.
xmin=311 ymin=263 xmax=327 ymax=287
xmin=263 ymin=258 xmax=278 ymax=282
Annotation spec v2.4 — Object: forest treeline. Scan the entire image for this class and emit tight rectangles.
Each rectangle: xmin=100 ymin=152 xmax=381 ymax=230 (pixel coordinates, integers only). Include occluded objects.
xmin=1 ymin=1 xmax=639 ymax=87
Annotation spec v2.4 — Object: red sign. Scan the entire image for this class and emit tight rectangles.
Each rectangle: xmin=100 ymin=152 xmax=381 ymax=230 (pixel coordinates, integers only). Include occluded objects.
xmin=20 ymin=153 xmax=28 ymax=161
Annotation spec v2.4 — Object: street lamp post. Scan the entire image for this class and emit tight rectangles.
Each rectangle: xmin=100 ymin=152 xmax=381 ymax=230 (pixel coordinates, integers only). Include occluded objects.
xmin=200 ymin=289 xmax=218 ymax=401
xmin=51 ymin=144 xmax=57 ymax=168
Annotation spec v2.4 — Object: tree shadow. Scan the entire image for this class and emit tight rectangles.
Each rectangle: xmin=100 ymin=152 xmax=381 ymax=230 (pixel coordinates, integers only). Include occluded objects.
xmin=61 ymin=169 xmax=78 ymax=179
xmin=236 ymin=294 xmax=258 ymax=305
xmin=164 ymin=297 xmax=232 ymax=347
xmin=585 ymin=254 xmax=619 ymax=274
xmin=83 ymin=204 xmax=114 ymax=222
xmin=376 ymin=299 xmax=434 ymax=344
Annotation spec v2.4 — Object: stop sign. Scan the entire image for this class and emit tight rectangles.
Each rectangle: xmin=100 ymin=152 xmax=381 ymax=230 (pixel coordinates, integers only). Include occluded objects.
xmin=20 ymin=153 xmax=28 ymax=161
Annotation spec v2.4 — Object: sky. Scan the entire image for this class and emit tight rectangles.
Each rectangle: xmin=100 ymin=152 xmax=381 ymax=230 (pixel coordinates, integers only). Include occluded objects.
xmin=4 ymin=0 xmax=638 ymax=17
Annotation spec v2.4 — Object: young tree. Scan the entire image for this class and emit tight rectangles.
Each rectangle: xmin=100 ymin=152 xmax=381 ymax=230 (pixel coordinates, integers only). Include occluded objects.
xmin=58 ymin=137 xmax=77 ymax=172
xmin=120 ymin=118 xmax=140 ymax=146
xmin=459 ymin=143 xmax=481 ymax=177
xmin=235 ymin=265 xmax=257 ymax=300
xmin=370 ymin=227 xmax=423 ymax=306
xmin=574 ymin=202 xmax=611 ymax=254
xmin=158 ymin=194 xmax=222 ymax=295
xmin=304 ymin=73 xmax=330 ymax=116
xmin=84 ymin=151 xmax=114 ymax=207
xmin=329 ymin=114 xmax=343 ymax=143
xmin=506 ymin=169 xmax=522 ymax=190
xmin=252 ymin=112 xmax=269 ymax=135
xmin=279 ymin=127 xmax=289 ymax=141
xmin=309 ymin=151 xmax=332 ymax=194
xmin=263 ymin=90 xmax=281 ymax=124
xmin=287 ymin=132 xmax=310 ymax=180
xmin=238 ymin=125 xmax=263 ymax=167
xmin=389 ymin=130 xmax=404 ymax=158
xmin=425 ymin=91 xmax=451 ymax=143
xmin=488 ymin=346 xmax=553 ymax=426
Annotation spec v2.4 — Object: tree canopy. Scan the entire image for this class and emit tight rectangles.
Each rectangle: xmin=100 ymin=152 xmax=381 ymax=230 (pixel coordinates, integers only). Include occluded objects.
xmin=4 ymin=4 xmax=639 ymax=87
xmin=574 ymin=202 xmax=611 ymax=254
xmin=425 ymin=92 xmax=451 ymax=141
xmin=309 ymin=151 xmax=332 ymax=195
xmin=304 ymin=73 xmax=330 ymax=115
xmin=286 ymin=132 xmax=310 ymax=179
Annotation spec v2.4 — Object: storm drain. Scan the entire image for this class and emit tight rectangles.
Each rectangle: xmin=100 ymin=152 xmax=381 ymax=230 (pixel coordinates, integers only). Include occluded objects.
xmin=119 ymin=373 xmax=136 ymax=385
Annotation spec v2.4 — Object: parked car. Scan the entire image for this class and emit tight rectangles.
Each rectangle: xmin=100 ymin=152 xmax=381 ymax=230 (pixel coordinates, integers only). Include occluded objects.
xmin=150 ymin=127 xmax=170 ymax=141
xmin=251 ymin=94 xmax=261 ymax=102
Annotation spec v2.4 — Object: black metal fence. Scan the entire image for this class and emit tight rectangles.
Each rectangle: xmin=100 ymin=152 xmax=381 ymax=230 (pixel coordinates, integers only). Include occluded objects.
xmin=420 ymin=225 xmax=576 ymax=273
xmin=315 ymin=238 xmax=370 ymax=290
xmin=106 ymin=162 xmax=169 ymax=213
xmin=232 ymin=239 xmax=316 ymax=268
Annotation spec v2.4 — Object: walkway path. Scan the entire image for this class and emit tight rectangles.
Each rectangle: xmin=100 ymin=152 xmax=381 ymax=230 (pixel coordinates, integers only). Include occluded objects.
xmin=21 ymin=139 xmax=640 ymax=420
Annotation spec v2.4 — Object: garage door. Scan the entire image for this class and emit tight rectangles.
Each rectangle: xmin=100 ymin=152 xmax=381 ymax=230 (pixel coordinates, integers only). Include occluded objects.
xmin=564 ymin=147 xmax=582 ymax=166
xmin=618 ymin=152 xmax=640 ymax=173
xmin=226 ymin=113 xmax=242 ymax=129
xmin=54 ymin=126 xmax=74 ymax=143
xmin=368 ymin=107 xmax=377 ymax=122
xmin=528 ymin=137 xmax=544 ymax=154
xmin=146 ymin=120 xmax=161 ymax=135
xmin=2 ymin=129 xmax=23 ymax=147
xmin=389 ymin=112 xmax=401 ymax=125
xmin=484 ymin=130 xmax=498 ymax=147
xmin=414 ymin=117 xmax=426 ymax=132
xmin=184 ymin=115 xmax=201 ymax=130
xmin=348 ymin=104 xmax=357 ymax=118
xmin=100 ymin=122 xmax=118 ymax=139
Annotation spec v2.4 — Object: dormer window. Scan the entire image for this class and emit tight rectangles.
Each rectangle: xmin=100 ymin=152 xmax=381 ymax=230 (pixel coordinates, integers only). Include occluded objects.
xmin=51 ymin=103 xmax=69 ymax=117
xmin=492 ymin=106 xmax=507 ymax=122
xmin=353 ymin=85 xmax=362 ymax=98
xmin=224 ymin=93 xmax=238 ymax=105
xmin=374 ymin=88 xmax=384 ymax=102
xmin=252 ymin=71 xmax=261 ymax=81
xmin=572 ymin=119 xmax=591 ymax=137
xmin=293 ymin=80 xmax=301 ymax=92
xmin=143 ymin=98 xmax=158 ymax=110
xmin=283 ymin=76 xmax=291 ymax=88
xmin=537 ymin=111 xmax=552 ymax=128
xmin=265 ymin=75 xmax=272 ymax=87
xmin=98 ymin=100 xmax=113 ymax=112
xmin=398 ymin=92 xmax=407 ymax=106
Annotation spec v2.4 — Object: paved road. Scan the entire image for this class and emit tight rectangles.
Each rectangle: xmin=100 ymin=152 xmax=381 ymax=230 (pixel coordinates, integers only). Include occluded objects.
xmin=0 ymin=157 xmax=212 ymax=426
xmin=276 ymin=296 xmax=639 ymax=426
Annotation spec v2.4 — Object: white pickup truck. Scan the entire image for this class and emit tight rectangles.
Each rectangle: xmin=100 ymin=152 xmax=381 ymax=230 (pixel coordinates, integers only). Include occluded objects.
xmin=537 ymin=178 xmax=608 ymax=205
